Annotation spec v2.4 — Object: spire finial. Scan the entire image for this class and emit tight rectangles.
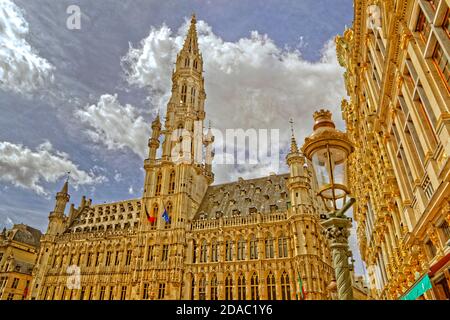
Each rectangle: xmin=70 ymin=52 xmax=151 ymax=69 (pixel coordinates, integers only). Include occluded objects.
xmin=289 ymin=118 xmax=299 ymax=153
xmin=191 ymin=13 xmax=196 ymax=24
xmin=289 ymin=118 xmax=295 ymax=137
xmin=208 ymin=120 xmax=212 ymax=130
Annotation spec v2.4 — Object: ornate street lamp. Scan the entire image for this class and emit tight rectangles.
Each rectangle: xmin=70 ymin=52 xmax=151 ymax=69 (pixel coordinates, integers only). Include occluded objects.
xmin=302 ymin=109 xmax=355 ymax=300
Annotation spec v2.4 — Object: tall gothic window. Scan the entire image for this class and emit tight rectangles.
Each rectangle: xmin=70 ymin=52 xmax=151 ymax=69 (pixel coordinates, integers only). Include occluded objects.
xmin=193 ymin=59 xmax=198 ymax=69
xmin=165 ymin=202 xmax=172 ymax=229
xmin=190 ymin=277 xmax=195 ymax=299
xmin=190 ymin=87 xmax=196 ymax=105
xmin=184 ymin=58 xmax=190 ymax=67
xmin=192 ymin=240 xmax=197 ymax=263
xmin=200 ymin=240 xmax=207 ymax=263
xmin=237 ymin=237 xmax=246 ymax=260
xmin=155 ymin=172 xmax=162 ymax=196
xmin=225 ymin=274 xmax=233 ymax=300
xmin=281 ymin=271 xmax=291 ymax=300
xmin=168 ymin=171 xmax=176 ymax=194
xmin=225 ymin=240 xmax=233 ymax=261
xmin=238 ymin=274 xmax=246 ymax=300
xmin=211 ymin=240 xmax=218 ymax=262
xmin=151 ymin=204 xmax=158 ymax=228
xmin=267 ymin=272 xmax=276 ymax=300
xmin=210 ymin=274 xmax=218 ymax=300
xmin=250 ymin=235 xmax=258 ymax=259
xmin=265 ymin=235 xmax=274 ymax=259
xmin=199 ymin=275 xmax=206 ymax=300
xmin=181 ymin=84 xmax=188 ymax=104
xmin=278 ymin=234 xmax=288 ymax=258
xmin=251 ymin=272 xmax=259 ymax=300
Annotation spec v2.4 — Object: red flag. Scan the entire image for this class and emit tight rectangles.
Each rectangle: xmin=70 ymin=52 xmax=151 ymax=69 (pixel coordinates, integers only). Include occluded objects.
xmin=145 ymin=204 xmax=156 ymax=223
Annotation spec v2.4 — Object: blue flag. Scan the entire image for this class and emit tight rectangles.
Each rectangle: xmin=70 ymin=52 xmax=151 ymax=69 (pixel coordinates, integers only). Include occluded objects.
xmin=162 ymin=207 xmax=170 ymax=223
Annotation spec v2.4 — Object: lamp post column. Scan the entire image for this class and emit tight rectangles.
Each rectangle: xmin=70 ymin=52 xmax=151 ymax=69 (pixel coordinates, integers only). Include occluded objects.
xmin=322 ymin=215 xmax=353 ymax=300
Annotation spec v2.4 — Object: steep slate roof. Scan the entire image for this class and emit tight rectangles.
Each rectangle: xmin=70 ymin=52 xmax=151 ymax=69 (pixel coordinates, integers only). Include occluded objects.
xmin=194 ymin=173 xmax=290 ymax=220
xmin=10 ymin=224 xmax=42 ymax=248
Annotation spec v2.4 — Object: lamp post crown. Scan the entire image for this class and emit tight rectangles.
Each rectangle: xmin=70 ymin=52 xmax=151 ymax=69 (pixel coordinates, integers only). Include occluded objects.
xmin=313 ymin=109 xmax=335 ymax=131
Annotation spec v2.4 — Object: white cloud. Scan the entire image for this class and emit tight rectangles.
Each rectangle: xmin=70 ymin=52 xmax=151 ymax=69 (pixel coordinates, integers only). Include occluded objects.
xmin=0 ymin=0 xmax=54 ymax=94
xmin=75 ymin=94 xmax=150 ymax=158
xmin=128 ymin=185 xmax=134 ymax=195
xmin=0 ymin=141 xmax=105 ymax=195
xmin=121 ymin=19 xmax=347 ymax=183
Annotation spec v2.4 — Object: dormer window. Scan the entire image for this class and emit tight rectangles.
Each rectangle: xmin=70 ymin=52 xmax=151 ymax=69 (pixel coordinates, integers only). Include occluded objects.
xmin=249 ymin=207 xmax=257 ymax=214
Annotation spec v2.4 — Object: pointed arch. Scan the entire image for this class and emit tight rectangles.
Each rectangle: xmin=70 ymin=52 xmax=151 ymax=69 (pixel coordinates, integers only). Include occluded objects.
xmin=164 ymin=202 xmax=172 ymax=228
xmin=210 ymin=274 xmax=218 ymax=300
xmin=168 ymin=170 xmax=176 ymax=194
xmin=250 ymin=272 xmax=259 ymax=300
xmin=281 ymin=271 xmax=291 ymax=300
xmin=181 ymin=84 xmax=188 ymax=104
xmin=155 ymin=172 xmax=162 ymax=196
xmin=200 ymin=239 xmax=207 ymax=262
xmin=237 ymin=273 xmax=246 ymax=300
xmin=267 ymin=272 xmax=276 ymax=300
xmin=225 ymin=274 xmax=233 ymax=300
xmin=198 ymin=274 xmax=206 ymax=300
xmin=151 ymin=203 xmax=158 ymax=227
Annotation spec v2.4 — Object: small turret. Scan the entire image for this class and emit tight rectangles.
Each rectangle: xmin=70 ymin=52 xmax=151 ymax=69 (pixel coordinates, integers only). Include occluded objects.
xmin=286 ymin=119 xmax=312 ymax=215
xmin=148 ymin=114 xmax=161 ymax=160
xmin=47 ymin=179 xmax=70 ymax=235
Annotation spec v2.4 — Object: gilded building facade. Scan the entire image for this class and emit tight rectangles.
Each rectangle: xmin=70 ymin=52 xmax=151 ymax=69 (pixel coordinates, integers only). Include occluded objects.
xmin=29 ymin=16 xmax=342 ymax=300
xmin=336 ymin=0 xmax=450 ymax=299
xmin=0 ymin=224 xmax=42 ymax=300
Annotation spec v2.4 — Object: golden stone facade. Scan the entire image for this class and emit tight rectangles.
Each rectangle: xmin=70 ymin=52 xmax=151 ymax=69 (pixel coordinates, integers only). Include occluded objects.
xmin=29 ymin=16 xmax=345 ymax=300
xmin=0 ymin=224 xmax=42 ymax=300
xmin=336 ymin=0 xmax=450 ymax=299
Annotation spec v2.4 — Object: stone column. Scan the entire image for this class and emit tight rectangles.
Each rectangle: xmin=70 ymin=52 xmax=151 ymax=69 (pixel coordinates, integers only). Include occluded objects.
xmin=322 ymin=216 xmax=353 ymax=300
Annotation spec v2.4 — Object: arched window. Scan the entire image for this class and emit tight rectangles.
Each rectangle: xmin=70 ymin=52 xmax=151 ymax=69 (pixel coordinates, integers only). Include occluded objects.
xmin=237 ymin=237 xmax=246 ymax=261
xmin=200 ymin=240 xmax=207 ymax=263
xmin=193 ymin=59 xmax=198 ymax=69
xmin=210 ymin=274 xmax=218 ymax=300
xmin=190 ymin=277 xmax=195 ymax=299
xmin=238 ymin=273 xmax=246 ymax=300
xmin=251 ymin=272 xmax=259 ymax=300
xmin=281 ymin=271 xmax=291 ymax=300
xmin=267 ymin=272 xmax=276 ymax=300
xmin=225 ymin=274 xmax=233 ymax=300
xmin=211 ymin=240 xmax=218 ymax=262
xmin=278 ymin=233 xmax=288 ymax=258
xmin=151 ymin=204 xmax=158 ymax=227
xmin=184 ymin=58 xmax=190 ymax=67
xmin=155 ymin=172 xmax=162 ymax=196
xmin=199 ymin=275 xmax=206 ymax=300
xmin=192 ymin=240 xmax=196 ymax=263
xmin=168 ymin=171 xmax=176 ymax=194
xmin=225 ymin=240 xmax=233 ymax=261
xmin=181 ymin=85 xmax=187 ymax=104
xmin=250 ymin=235 xmax=258 ymax=260
xmin=164 ymin=202 xmax=172 ymax=229
xmin=190 ymin=87 xmax=196 ymax=105
xmin=265 ymin=234 xmax=274 ymax=259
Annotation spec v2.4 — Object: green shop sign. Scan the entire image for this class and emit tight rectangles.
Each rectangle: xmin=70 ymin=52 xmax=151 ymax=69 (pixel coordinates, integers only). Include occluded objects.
xmin=400 ymin=274 xmax=432 ymax=300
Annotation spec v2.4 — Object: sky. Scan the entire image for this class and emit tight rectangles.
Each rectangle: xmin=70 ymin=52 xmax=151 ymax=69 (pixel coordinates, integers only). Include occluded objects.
xmin=0 ymin=0 xmax=364 ymax=275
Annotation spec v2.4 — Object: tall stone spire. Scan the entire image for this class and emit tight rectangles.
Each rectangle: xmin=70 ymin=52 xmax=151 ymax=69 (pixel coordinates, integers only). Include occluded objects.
xmin=289 ymin=118 xmax=299 ymax=153
xmin=47 ymin=179 xmax=70 ymax=235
